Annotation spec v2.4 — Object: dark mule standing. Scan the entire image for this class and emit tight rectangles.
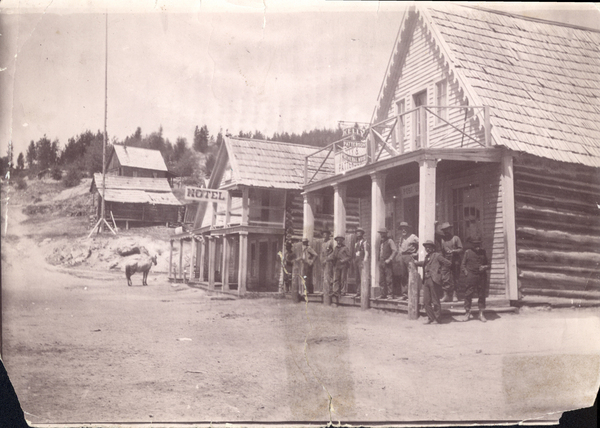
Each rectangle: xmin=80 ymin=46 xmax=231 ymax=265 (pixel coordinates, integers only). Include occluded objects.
xmin=125 ymin=254 xmax=157 ymax=286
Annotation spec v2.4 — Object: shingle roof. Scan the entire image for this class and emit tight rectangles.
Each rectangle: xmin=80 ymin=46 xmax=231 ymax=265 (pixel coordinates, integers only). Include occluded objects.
xmin=112 ymin=145 xmax=168 ymax=172
xmin=378 ymin=5 xmax=600 ymax=168
xmin=91 ymin=174 xmax=181 ymax=205
xmin=424 ymin=5 xmax=600 ymax=167
xmin=224 ymin=137 xmax=321 ymax=189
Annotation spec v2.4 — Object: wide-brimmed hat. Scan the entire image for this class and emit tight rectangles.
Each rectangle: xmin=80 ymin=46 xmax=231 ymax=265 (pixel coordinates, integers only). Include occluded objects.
xmin=469 ymin=238 xmax=482 ymax=246
xmin=399 ymin=222 xmax=409 ymax=228
xmin=302 ymin=238 xmax=309 ymax=243
xmin=356 ymin=227 xmax=365 ymax=233
xmin=322 ymin=230 xmax=331 ymax=236
xmin=440 ymin=222 xmax=452 ymax=230
xmin=378 ymin=228 xmax=388 ymax=234
xmin=335 ymin=235 xmax=345 ymax=241
xmin=422 ymin=240 xmax=436 ymax=247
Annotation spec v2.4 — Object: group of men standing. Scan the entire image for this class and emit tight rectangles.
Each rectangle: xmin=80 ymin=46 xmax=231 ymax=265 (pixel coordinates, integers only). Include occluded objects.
xmin=288 ymin=221 xmax=489 ymax=323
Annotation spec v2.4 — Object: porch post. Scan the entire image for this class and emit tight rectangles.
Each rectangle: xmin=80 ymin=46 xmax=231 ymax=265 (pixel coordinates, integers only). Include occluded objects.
xmin=178 ymin=238 xmax=184 ymax=282
xmin=188 ymin=238 xmax=194 ymax=282
xmin=501 ymin=153 xmax=519 ymax=300
xmin=198 ymin=237 xmax=205 ymax=281
xmin=303 ymin=193 xmax=315 ymax=241
xmin=222 ymin=235 xmax=230 ymax=291
xmin=333 ymin=183 xmax=347 ymax=238
xmin=370 ymin=171 xmax=386 ymax=300
xmin=418 ymin=158 xmax=437 ymax=262
xmin=241 ymin=187 xmax=249 ymax=226
xmin=208 ymin=236 xmax=216 ymax=290
xmin=238 ymin=232 xmax=248 ymax=296
xmin=168 ymin=239 xmax=174 ymax=281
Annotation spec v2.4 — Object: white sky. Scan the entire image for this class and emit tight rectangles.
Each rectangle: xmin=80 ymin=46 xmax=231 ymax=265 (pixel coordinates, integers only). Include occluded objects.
xmin=1 ymin=1 xmax=599 ymax=158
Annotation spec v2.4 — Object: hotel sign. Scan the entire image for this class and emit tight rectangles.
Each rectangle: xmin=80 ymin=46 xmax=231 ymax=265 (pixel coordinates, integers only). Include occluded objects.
xmin=185 ymin=186 xmax=228 ymax=203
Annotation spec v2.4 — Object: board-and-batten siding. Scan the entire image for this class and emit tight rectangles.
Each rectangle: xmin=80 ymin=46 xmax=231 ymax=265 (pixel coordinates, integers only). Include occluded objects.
xmin=381 ymin=20 xmax=484 ymax=159
xmin=514 ymin=154 xmax=600 ymax=297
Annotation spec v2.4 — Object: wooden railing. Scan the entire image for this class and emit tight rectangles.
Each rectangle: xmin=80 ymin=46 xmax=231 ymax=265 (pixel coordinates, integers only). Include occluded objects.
xmin=304 ymin=105 xmax=491 ymax=185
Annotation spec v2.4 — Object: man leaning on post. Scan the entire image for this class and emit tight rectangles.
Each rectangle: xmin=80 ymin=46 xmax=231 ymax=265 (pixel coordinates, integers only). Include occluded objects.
xmin=378 ymin=228 xmax=397 ymax=299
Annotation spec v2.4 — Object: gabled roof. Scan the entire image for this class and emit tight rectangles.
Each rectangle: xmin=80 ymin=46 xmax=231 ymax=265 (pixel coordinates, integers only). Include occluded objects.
xmin=90 ymin=174 xmax=181 ymax=205
xmin=111 ymin=145 xmax=168 ymax=172
xmin=375 ymin=5 xmax=600 ymax=167
xmin=213 ymin=137 xmax=320 ymax=189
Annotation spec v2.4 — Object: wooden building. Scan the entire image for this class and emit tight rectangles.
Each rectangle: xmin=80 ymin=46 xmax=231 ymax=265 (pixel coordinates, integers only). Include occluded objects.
xmin=90 ymin=146 xmax=181 ymax=228
xmin=174 ymin=136 xmax=354 ymax=294
xmin=303 ymin=5 xmax=600 ymax=305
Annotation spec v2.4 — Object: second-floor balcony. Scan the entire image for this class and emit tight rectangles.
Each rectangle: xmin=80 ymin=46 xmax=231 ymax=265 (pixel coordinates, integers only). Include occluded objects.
xmin=305 ymin=105 xmax=492 ymax=185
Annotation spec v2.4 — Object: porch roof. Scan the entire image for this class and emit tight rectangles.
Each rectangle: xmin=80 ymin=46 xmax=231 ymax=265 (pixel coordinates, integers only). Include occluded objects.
xmin=303 ymin=147 xmax=503 ymax=192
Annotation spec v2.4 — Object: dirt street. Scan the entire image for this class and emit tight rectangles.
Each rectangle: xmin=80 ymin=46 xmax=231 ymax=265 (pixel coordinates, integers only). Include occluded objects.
xmin=2 ymin=193 xmax=600 ymax=425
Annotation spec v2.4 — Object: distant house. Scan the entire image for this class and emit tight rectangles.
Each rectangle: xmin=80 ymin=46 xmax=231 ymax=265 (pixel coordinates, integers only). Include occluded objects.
xmin=90 ymin=146 xmax=181 ymax=228
xmin=168 ymin=136 xmax=359 ymax=293
xmin=303 ymin=4 xmax=600 ymax=305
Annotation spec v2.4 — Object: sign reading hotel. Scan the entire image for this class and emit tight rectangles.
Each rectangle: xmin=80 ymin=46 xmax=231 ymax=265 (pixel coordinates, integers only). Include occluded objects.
xmin=185 ymin=186 xmax=228 ymax=203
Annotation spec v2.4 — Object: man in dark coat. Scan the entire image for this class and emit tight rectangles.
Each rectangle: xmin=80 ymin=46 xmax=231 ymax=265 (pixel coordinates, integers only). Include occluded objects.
xmin=320 ymin=230 xmax=335 ymax=296
xmin=378 ymin=228 xmax=397 ymax=299
xmin=329 ymin=235 xmax=352 ymax=302
xmin=417 ymin=240 xmax=452 ymax=324
xmin=461 ymin=238 xmax=489 ymax=322
xmin=438 ymin=222 xmax=463 ymax=302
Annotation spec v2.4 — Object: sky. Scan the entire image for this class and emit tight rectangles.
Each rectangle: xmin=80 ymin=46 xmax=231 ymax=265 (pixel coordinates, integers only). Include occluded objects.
xmin=1 ymin=1 xmax=599 ymax=159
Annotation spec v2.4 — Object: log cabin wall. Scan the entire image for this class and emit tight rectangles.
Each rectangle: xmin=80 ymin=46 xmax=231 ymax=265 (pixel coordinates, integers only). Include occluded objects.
xmin=513 ymin=154 xmax=600 ymax=299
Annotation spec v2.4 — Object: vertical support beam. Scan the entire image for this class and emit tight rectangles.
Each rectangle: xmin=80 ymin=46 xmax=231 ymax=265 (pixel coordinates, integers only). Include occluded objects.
xmin=169 ymin=239 xmax=174 ymax=280
xmin=225 ymin=190 xmax=232 ymax=226
xmin=420 ymin=105 xmax=428 ymax=148
xmin=501 ymin=153 xmax=518 ymax=300
xmin=208 ymin=237 xmax=216 ymax=290
xmin=188 ymin=238 xmax=194 ymax=282
xmin=368 ymin=129 xmax=376 ymax=164
xmin=222 ymin=236 xmax=230 ymax=291
xmin=303 ymin=193 xmax=315 ymax=241
xmin=333 ymin=183 xmax=347 ymax=238
xmin=211 ymin=202 xmax=217 ymax=227
xmin=198 ymin=237 xmax=206 ymax=281
xmin=418 ymin=158 xmax=437 ymax=262
xmin=484 ymin=106 xmax=491 ymax=147
xmin=241 ymin=187 xmax=249 ymax=226
xmin=238 ymin=232 xmax=248 ymax=296
xmin=370 ymin=172 xmax=386 ymax=300
xmin=178 ymin=238 xmax=184 ymax=282
xmin=360 ymin=258 xmax=370 ymax=311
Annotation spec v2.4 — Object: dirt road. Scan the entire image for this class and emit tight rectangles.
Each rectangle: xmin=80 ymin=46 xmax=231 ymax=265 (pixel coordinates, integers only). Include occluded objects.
xmin=2 ymin=202 xmax=600 ymax=425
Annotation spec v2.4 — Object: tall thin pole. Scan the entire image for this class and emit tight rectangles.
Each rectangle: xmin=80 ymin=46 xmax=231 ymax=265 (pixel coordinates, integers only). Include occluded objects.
xmin=100 ymin=11 xmax=108 ymax=232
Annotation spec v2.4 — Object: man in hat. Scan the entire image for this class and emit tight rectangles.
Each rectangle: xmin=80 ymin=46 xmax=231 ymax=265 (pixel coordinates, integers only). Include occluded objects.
xmin=301 ymin=238 xmax=318 ymax=294
xmin=378 ymin=228 xmax=397 ymax=299
xmin=353 ymin=227 xmax=370 ymax=297
xmin=417 ymin=240 xmax=452 ymax=324
xmin=320 ymin=230 xmax=335 ymax=296
xmin=392 ymin=222 xmax=419 ymax=300
xmin=461 ymin=238 xmax=489 ymax=322
xmin=329 ymin=235 xmax=352 ymax=302
xmin=438 ymin=222 xmax=463 ymax=302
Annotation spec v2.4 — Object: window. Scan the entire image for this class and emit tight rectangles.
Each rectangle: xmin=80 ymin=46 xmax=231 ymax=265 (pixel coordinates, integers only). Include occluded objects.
xmin=451 ymin=183 xmax=482 ymax=242
xmin=413 ymin=90 xmax=427 ymax=148
xmin=395 ymin=99 xmax=406 ymax=147
xmin=435 ymin=80 xmax=447 ymax=124
xmin=248 ymin=189 xmax=285 ymax=226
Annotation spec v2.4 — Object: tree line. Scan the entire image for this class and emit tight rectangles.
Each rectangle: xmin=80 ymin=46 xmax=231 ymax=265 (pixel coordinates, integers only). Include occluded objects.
xmin=1 ymin=124 xmax=345 ymax=188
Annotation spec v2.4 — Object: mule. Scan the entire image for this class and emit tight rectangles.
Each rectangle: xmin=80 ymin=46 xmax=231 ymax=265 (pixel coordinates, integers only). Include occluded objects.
xmin=125 ymin=254 xmax=157 ymax=286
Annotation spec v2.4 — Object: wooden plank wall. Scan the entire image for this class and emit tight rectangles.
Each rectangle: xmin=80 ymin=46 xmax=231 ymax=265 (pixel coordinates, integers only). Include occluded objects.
xmin=108 ymin=202 xmax=179 ymax=224
xmin=514 ymin=154 xmax=600 ymax=297
xmin=383 ymin=19 xmax=484 ymax=155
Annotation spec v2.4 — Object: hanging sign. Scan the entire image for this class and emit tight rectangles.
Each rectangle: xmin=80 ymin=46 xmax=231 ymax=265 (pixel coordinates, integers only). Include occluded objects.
xmin=185 ymin=186 xmax=228 ymax=203
xmin=335 ymin=140 xmax=368 ymax=174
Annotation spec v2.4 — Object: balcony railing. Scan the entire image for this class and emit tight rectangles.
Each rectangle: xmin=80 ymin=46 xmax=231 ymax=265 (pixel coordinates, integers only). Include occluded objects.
xmin=305 ymin=105 xmax=491 ymax=185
